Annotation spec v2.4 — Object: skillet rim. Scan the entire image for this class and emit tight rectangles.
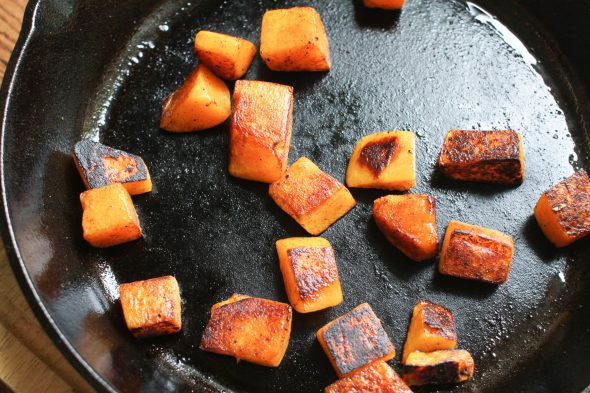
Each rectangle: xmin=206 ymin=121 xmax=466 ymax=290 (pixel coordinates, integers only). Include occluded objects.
xmin=0 ymin=0 xmax=115 ymax=392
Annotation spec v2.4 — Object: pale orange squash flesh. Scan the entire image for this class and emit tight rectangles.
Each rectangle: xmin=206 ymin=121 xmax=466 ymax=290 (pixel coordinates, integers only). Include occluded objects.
xmin=120 ymin=276 xmax=182 ymax=339
xmin=260 ymin=7 xmax=331 ymax=72
xmin=364 ymin=0 xmax=405 ymax=9
xmin=194 ymin=30 xmax=257 ymax=80
xmin=324 ymin=360 xmax=413 ymax=393
xmin=160 ymin=64 xmax=230 ymax=132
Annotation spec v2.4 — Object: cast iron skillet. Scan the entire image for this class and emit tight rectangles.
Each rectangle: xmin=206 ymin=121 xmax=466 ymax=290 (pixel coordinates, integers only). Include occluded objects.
xmin=1 ymin=0 xmax=590 ymax=392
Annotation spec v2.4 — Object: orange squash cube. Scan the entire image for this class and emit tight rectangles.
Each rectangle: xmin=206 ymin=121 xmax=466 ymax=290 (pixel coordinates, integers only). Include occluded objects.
xmin=276 ymin=237 xmax=343 ymax=313
xmin=438 ymin=130 xmax=524 ymax=185
xmin=194 ymin=31 xmax=257 ymax=80
xmin=229 ymin=80 xmax=294 ymax=183
xmin=364 ymin=0 xmax=405 ymax=9
xmin=346 ymin=131 xmax=416 ymax=191
xmin=119 ymin=276 xmax=182 ymax=339
xmin=325 ymin=360 xmax=413 ymax=393
xmin=317 ymin=303 xmax=396 ymax=377
xmin=72 ymin=140 xmax=152 ymax=195
xmin=402 ymin=350 xmax=474 ymax=386
xmin=200 ymin=295 xmax=293 ymax=367
xmin=534 ymin=170 xmax=590 ymax=247
xmin=401 ymin=300 xmax=457 ymax=364
xmin=269 ymin=157 xmax=356 ymax=235
xmin=439 ymin=221 xmax=514 ymax=284
xmin=373 ymin=195 xmax=438 ymax=261
xmin=260 ymin=7 xmax=331 ymax=72
xmin=160 ymin=64 xmax=230 ymax=132
xmin=80 ymin=183 xmax=142 ymax=248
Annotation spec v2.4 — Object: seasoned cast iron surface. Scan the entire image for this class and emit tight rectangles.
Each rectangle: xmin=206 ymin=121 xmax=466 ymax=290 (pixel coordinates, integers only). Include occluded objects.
xmin=2 ymin=0 xmax=590 ymax=392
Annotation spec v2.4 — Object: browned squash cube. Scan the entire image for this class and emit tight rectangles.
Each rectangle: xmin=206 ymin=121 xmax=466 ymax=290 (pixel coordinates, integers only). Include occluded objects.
xmin=325 ymin=360 xmax=413 ymax=393
xmin=438 ymin=130 xmax=524 ymax=185
xmin=194 ymin=31 xmax=257 ymax=80
xmin=260 ymin=7 xmax=331 ymax=72
xmin=80 ymin=183 xmax=142 ymax=248
xmin=401 ymin=300 xmax=457 ymax=364
xmin=373 ymin=195 xmax=438 ymax=261
xmin=160 ymin=64 xmax=230 ymax=132
xmin=364 ymin=0 xmax=405 ymax=9
xmin=269 ymin=157 xmax=356 ymax=235
xmin=439 ymin=221 xmax=514 ymax=284
xmin=276 ymin=237 xmax=343 ymax=313
xmin=534 ymin=170 xmax=590 ymax=247
xmin=317 ymin=303 xmax=396 ymax=377
xmin=120 ymin=276 xmax=182 ymax=339
xmin=229 ymin=80 xmax=293 ymax=183
xmin=72 ymin=139 xmax=152 ymax=195
xmin=200 ymin=294 xmax=293 ymax=367
xmin=346 ymin=131 xmax=416 ymax=191
xmin=402 ymin=350 xmax=474 ymax=386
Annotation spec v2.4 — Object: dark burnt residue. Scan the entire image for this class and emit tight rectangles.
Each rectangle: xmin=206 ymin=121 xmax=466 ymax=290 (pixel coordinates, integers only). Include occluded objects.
xmin=322 ymin=303 xmax=394 ymax=375
xmin=359 ymin=136 xmax=398 ymax=177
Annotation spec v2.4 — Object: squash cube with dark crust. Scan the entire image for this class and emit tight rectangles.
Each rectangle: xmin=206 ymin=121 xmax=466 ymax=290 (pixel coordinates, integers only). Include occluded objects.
xmin=269 ymin=157 xmax=356 ymax=235
xmin=346 ymin=131 xmax=416 ymax=191
xmin=120 ymin=276 xmax=182 ymax=339
xmin=439 ymin=221 xmax=514 ymax=284
xmin=438 ymin=129 xmax=524 ymax=185
xmin=534 ymin=170 xmax=590 ymax=247
xmin=402 ymin=350 xmax=474 ymax=386
xmin=401 ymin=300 xmax=457 ymax=364
xmin=317 ymin=303 xmax=396 ymax=377
xmin=194 ymin=31 xmax=257 ymax=81
xmin=373 ymin=194 xmax=438 ymax=261
xmin=364 ymin=0 xmax=405 ymax=9
xmin=276 ymin=237 xmax=343 ymax=313
xmin=80 ymin=183 xmax=142 ymax=248
xmin=229 ymin=80 xmax=294 ymax=183
xmin=325 ymin=360 xmax=413 ymax=393
xmin=260 ymin=7 xmax=331 ymax=72
xmin=199 ymin=294 xmax=293 ymax=367
xmin=72 ymin=139 xmax=152 ymax=195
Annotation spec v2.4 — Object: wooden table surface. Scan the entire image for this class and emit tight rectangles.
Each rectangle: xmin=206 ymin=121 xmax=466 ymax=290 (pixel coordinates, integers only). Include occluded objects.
xmin=0 ymin=1 xmax=94 ymax=392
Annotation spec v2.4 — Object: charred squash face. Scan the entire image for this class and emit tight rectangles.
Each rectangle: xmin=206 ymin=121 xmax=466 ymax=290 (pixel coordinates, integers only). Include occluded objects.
xmin=72 ymin=139 xmax=152 ymax=195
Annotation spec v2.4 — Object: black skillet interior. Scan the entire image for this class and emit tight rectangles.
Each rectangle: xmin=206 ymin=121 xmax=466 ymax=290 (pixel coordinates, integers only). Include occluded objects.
xmin=2 ymin=0 xmax=590 ymax=392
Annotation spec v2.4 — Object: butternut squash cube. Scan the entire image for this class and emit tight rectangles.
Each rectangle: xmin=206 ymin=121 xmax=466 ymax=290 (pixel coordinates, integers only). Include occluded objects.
xmin=160 ymin=64 xmax=230 ymax=132
xmin=325 ymin=360 xmax=413 ymax=393
xmin=373 ymin=195 xmax=438 ymax=261
xmin=439 ymin=221 xmax=514 ymax=284
xmin=229 ymin=80 xmax=293 ymax=183
xmin=402 ymin=350 xmax=474 ymax=386
xmin=72 ymin=140 xmax=152 ymax=195
xmin=260 ymin=7 xmax=331 ymax=72
xmin=401 ymin=300 xmax=457 ymax=364
xmin=317 ymin=303 xmax=396 ymax=377
xmin=80 ymin=183 xmax=142 ymax=248
xmin=199 ymin=295 xmax=293 ymax=367
xmin=346 ymin=131 xmax=416 ymax=191
xmin=534 ymin=170 xmax=590 ymax=247
xmin=194 ymin=31 xmax=257 ymax=80
xmin=269 ymin=157 xmax=356 ymax=235
xmin=438 ymin=130 xmax=524 ymax=185
xmin=119 ymin=276 xmax=182 ymax=339
xmin=276 ymin=237 xmax=343 ymax=313
xmin=364 ymin=0 xmax=405 ymax=9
